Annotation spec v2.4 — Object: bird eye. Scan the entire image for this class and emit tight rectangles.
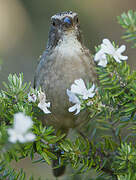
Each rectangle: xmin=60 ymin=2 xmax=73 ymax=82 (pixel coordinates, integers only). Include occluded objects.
xmin=52 ymin=21 xmax=56 ymax=26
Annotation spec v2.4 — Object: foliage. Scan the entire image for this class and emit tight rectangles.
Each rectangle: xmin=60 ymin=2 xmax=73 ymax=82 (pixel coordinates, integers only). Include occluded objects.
xmin=0 ymin=9 xmax=136 ymax=180
xmin=117 ymin=10 xmax=136 ymax=47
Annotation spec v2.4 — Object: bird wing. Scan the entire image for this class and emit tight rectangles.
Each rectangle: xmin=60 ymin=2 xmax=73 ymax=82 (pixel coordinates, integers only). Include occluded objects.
xmin=34 ymin=50 xmax=50 ymax=89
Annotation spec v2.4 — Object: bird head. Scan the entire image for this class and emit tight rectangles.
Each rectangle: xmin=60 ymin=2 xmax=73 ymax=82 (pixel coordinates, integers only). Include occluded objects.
xmin=47 ymin=11 xmax=82 ymax=49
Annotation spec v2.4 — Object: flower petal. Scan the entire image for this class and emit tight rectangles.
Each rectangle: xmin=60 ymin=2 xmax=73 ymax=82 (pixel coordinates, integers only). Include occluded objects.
xmin=8 ymin=136 xmax=17 ymax=143
xmin=94 ymin=49 xmax=105 ymax=61
xmin=118 ymin=55 xmax=128 ymax=60
xmin=8 ymin=129 xmax=18 ymax=143
xmin=46 ymin=102 xmax=51 ymax=108
xmin=38 ymin=91 xmax=46 ymax=104
xmin=68 ymin=103 xmax=81 ymax=115
xmin=67 ymin=89 xmax=80 ymax=104
xmin=88 ymin=92 xmax=95 ymax=98
xmin=74 ymin=79 xmax=86 ymax=88
xmin=97 ymin=56 xmax=107 ymax=67
xmin=71 ymin=79 xmax=86 ymax=95
xmin=24 ymin=133 xmax=36 ymax=142
xmin=8 ymin=113 xmax=35 ymax=143
xmin=113 ymin=54 xmax=121 ymax=63
xmin=82 ymin=94 xmax=89 ymax=100
xmin=17 ymin=134 xmax=26 ymax=143
xmin=89 ymin=83 xmax=95 ymax=92
xmin=102 ymin=39 xmax=115 ymax=52
xmin=71 ymin=84 xmax=83 ymax=95
xmin=116 ymin=45 xmax=126 ymax=53
xmin=38 ymin=103 xmax=51 ymax=114
xmin=74 ymin=104 xmax=81 ymax=115
xmin=68 ymin=104 xmax=77 ymax=112
xmin=14 ymin=113 xmax=33 ymax=134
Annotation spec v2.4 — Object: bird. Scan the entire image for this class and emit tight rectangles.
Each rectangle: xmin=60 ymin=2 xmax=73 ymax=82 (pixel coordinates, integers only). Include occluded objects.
xmin=34 ymin=11 xmax=97 ymax=177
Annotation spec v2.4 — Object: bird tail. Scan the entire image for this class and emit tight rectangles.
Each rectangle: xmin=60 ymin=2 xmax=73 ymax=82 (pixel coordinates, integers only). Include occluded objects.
xmin=52 ymin=150 xmax=66 ymax=177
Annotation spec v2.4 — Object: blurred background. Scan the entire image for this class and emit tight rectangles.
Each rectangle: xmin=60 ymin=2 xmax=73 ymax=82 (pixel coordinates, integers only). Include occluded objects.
xmin=0 ymin=0 xmax=136 ymax=179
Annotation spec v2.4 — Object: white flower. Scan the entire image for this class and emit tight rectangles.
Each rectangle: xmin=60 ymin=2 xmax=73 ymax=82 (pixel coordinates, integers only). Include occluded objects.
xmin=7 ymin=112 xmax=35 ymax=143
xmin=38 ymin=91 xmax=51 ymax=114
xmin=94 ymin=38 xmax=128 ymax=67
xmin=101 ymin=39 xmax=116 ymax=54
xmin=94 ymin=50 xmax=107 ymax=67
xmin=67 ymin=89 xmax=81 ymax=115
xmin=67 ymin=79 xmax=96 ymax=114
xmin=71 ymin=79 xmax=96 ymax=100
xmin=102 ymin=39 xmax=128 ymax=63
xmin=28 ymin=92 xmax=37 ymax=103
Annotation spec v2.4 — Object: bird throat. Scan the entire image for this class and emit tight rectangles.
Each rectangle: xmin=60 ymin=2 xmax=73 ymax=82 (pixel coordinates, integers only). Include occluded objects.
xmin=54 ymin=33 xmax=83 ymax=57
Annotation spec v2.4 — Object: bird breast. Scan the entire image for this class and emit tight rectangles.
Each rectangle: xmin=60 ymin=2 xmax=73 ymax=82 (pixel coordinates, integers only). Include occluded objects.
xmin=36 ymin=34 xmax=95 ymax=130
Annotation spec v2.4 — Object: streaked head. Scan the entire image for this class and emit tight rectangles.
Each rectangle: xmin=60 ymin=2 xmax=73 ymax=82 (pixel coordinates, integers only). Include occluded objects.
xmin=47 ymin=11 xmax=82 ymax=49
xmin=51 ymin=11 xmax=79 ymax=30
